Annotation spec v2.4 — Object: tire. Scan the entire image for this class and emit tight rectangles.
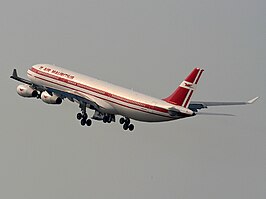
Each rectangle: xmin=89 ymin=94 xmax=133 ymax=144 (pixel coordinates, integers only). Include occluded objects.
xmin=81 ymin=119 xmax=86 ymax=126
xmin=77 ymin=113 xmax=82 ymax=120
xmin=86 ymin=119 xmax=92 ymax=126
xmin=119 ymin=118 xmax=125 ymax=124
xmin=128 ymin=124 xmax=134 ymax=131
xmin=83 ymin=113 xmax=88 ymax=120
xmin=125 ymin=118 xmax=130 ymax=125
xmin=123 ymin=123 xmax=129 ymax=130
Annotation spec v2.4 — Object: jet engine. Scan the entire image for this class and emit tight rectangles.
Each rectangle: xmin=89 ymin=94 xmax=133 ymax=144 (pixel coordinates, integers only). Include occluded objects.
xmin=17 ymin=84 xmax=38 ymax=98
xmin=41 ymin=91 xmax=62 ymax=104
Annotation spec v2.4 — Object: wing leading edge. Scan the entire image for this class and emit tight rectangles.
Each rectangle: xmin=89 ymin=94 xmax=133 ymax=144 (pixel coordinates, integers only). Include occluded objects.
xmin=10 ymin=68 xmax=101 ymax=111
xmin=189 ymin=97 xmax=259 ymax=112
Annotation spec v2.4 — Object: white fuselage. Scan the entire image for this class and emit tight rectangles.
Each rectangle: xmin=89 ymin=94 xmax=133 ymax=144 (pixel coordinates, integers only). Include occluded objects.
xmin=27 ymin=64 xmax=192 ymax=122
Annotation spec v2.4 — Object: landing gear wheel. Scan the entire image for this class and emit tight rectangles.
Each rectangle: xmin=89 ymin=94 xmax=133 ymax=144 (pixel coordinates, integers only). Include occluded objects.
xmin=77 ymin=113 xmax=82 ymax=120
xmin=81 ymin=119 xmax=86 ymax=126
xmin=125 ymin=118 xmax=130 ymax=125
xmin=120 ymin=117 xmax=134 ymax=131
xmin=119 ymin=118 xmax=125 ymax=124
xmin=123 ymin=123 xmax=129 ymax=130
xmin=78 ymin=102 xmax=93 ymax=127
xmin=86 ymin=119 xmax=92 ymax=126
xmin=83 ymin=113 xmax=88 ymax=120
xmin=103 ymin=115 xmax=113 ymax=123
xmin=128 ymin=124 xmax=134 ymax=131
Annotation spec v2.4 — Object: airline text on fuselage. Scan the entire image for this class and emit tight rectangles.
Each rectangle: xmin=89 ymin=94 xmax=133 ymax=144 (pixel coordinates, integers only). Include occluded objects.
xmin=38 ymin=65 xmax=75 ymax=79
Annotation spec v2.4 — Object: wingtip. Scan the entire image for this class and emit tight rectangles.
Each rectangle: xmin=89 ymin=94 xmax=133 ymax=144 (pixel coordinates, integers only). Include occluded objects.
xmin=248 ymin=96 xmax=259 ymax=104
xmin=11 ymin=69 xmax=18 ymax=78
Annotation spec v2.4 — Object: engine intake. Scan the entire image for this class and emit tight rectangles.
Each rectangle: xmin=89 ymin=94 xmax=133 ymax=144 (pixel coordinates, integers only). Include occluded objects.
xmin=41 ymin=91 xmax=62 ymax=104
xmin=17 ymin=84 xmax=38 ymax=98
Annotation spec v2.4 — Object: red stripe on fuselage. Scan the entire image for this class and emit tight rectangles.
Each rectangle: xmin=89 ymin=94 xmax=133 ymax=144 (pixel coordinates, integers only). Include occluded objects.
xmin=29 ymin=68 xmax=172 ymax=119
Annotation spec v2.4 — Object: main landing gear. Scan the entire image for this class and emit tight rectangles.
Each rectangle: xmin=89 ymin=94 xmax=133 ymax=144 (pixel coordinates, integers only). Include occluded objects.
xmin=76 ymin=103 xmax=135 ymax=131
xmin=77 ymin=103 xmax=92 ymax=126
xmin=119 ymin=117 xmax=134 ymax=131
xmin=103 ymin=114 xmax=115 ymax=123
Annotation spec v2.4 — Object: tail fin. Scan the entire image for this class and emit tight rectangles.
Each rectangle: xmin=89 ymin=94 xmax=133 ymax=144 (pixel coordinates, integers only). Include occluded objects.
xmin=163 ymin=68 xmax=204 ymax=108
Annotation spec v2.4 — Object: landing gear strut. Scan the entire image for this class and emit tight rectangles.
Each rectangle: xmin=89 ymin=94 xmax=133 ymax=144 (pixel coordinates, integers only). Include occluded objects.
xmin=120 ymin=117 xmax=134 ymax=131
xmin=77 ymin=103 xmax=92 ymax=127
xmin=103 ymin=114 xmax=115 ymax=123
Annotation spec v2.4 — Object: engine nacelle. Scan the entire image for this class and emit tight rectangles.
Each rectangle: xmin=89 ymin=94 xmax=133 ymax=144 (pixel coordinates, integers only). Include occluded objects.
xmin=41 ymin=91 xmax=62 ymax=105
xmin=17 ymin=84 xmax=38 ymax=98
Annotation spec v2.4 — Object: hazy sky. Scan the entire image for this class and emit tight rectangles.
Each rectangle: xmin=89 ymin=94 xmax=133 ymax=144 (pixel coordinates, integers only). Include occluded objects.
xmin=0 ymin=0 xmax=265 ymax=199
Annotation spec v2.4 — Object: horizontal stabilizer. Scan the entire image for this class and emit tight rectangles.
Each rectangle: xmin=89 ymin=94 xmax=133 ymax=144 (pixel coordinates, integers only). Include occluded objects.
xmin=189 ymin=97 xmax=259 ymax=112
xmin=247 ymin=97 xmax=259 ymax=104
xmin=196 ymin=112 xmax=235 ymax=116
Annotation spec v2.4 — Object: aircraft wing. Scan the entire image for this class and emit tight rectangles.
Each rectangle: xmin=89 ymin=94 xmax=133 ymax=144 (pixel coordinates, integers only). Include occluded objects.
xmin=10 ymin=69 xmax=32 ymax=85
xmin=189 ymin=97 xmax=259 ymax=112
xmin=11 ymin=69 xmax=48 ymax=92
xmin=46 ymin=87 xmax=101 ymax=110
xmin=10 ymin=68 xmax=100 ymax=111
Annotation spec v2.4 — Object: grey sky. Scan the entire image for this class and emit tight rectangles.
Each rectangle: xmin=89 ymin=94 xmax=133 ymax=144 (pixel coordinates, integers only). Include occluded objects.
xmin=0 ymin=0 xmax=265 ymax=199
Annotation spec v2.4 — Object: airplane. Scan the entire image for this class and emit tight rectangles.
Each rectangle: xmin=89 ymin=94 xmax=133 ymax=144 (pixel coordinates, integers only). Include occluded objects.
xmin=10 ymin=64 xmax=259 ymax=131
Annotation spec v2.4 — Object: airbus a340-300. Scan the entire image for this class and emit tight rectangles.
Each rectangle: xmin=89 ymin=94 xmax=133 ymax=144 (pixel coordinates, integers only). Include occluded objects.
xmin=11 ymin=64 xmax=258 ymax=131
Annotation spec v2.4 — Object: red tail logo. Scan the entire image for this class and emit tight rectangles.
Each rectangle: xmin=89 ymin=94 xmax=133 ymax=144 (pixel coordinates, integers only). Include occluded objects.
xmin=163 ymin=68 xmax=204 ymax=108
xmin=184 ymin=83 xmax=193 ymax=88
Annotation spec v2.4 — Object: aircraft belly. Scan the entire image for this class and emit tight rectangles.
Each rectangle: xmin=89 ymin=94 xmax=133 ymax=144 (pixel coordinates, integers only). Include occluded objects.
xmin=110 ymin=102 xmax=173 ymax=122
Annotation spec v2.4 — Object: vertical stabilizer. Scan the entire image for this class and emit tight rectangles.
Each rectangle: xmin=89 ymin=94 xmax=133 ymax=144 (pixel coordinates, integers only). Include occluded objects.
xmin=163 ymin=68 xmax=204 ymax=108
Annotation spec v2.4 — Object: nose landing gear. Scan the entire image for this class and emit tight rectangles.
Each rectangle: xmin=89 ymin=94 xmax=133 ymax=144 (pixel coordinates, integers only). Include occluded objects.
xmin=120 ymin=117 xmax=134 ymax=131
